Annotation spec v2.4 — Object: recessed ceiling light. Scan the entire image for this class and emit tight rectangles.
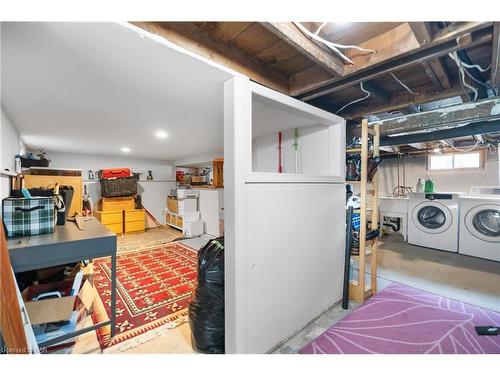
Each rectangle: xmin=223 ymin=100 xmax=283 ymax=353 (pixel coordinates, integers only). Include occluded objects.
xmin=155 ymin=130 xmax=168 ymax=139
xmin=121 ymin=147 xmax=131 ymax=153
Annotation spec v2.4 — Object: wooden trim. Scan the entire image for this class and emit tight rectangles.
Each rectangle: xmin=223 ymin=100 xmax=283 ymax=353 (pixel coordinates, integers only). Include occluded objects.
xmin=132 ymin=22 xmax=289 ymax=94
xmin=260 ymin=22 xmax=344 ymax=77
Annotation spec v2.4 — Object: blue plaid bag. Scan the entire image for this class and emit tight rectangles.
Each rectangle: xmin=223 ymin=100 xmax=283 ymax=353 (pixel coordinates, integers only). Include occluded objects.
xmin=2 ymin=197 xmax=57 ymax=238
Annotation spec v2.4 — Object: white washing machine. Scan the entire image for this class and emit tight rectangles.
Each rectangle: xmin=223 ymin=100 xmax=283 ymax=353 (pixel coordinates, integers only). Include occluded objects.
xmin=459 ymin=187 xmax=500 ymax=262
xmin=408 ymin=192 xmax=462 ymax=252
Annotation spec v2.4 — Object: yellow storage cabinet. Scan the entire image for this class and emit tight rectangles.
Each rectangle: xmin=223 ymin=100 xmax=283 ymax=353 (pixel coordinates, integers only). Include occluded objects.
xmin=95 ymin=210 xmax=123 ymax=235
xmin=124 ymin=209 xmax=145 ymax=234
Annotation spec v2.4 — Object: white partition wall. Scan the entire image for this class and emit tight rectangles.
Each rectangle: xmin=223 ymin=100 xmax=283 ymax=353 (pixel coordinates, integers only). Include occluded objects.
xmin=224 ymin=76 xmax=346 ymax=353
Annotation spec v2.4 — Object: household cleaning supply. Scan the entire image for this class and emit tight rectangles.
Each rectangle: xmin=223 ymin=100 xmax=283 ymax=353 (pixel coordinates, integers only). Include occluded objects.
xmin=424 ymin=177 xmax=435 ymax=193
xmin=416 ymin=178 xmax=424 ymax=193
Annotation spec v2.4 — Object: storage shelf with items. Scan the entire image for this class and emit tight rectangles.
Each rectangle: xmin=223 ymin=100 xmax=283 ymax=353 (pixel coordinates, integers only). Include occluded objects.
xmin=165 ymin=189 xmax=202 ymax=235
xmin=347 ymin=119 xmax=380 ymax=304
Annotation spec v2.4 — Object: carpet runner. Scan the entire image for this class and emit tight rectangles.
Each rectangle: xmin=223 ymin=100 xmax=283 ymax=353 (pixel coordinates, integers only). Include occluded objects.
xmin=301 ymin=283 xmax=500 ymax=354
xmin=92 ymin=242 xmax=197 ymax=351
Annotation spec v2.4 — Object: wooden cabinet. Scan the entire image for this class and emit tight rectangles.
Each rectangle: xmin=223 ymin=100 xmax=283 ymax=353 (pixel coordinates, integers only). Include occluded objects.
xmin=94 ymin=210 xmax=123 ymax=235
xmin=124 ymin=209 xmax=145 ymax=234
xmin=24 ymin=175 xmax=83 ymax=216
xmin=101 ymin=197 xmax=135 ymax=212
xmin=212 ymin=158 xmax=224 ymax=188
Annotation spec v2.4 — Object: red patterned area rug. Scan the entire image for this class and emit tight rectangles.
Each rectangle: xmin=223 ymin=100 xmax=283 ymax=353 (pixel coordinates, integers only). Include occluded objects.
xmin=91 ymin=242 xmax=197 ymax=352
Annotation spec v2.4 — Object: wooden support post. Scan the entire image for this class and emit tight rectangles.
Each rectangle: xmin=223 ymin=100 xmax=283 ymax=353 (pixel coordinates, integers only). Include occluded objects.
xmin=358 ymin=118 xmax=368 ymax=298
xmin=370 ymin=123 xmax=380 ymax=294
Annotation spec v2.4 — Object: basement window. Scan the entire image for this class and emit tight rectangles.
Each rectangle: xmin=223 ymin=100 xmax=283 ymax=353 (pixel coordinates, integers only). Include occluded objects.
xmin=428 ymin=151 xmax=483 ymax=171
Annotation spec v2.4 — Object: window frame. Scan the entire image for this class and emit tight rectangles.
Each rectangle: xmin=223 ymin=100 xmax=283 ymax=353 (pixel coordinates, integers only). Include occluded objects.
xmin=427 ymin=149 xmax=485 ymax=172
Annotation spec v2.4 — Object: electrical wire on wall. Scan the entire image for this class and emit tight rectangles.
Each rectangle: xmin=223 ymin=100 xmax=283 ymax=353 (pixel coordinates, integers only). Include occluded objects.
xmin=448 ymin=52 xmax=480 ymax=101
xmin=293 ymin=22 xmax=376 ymax=65
xmin=447 ymin=140 xmax=481 ymax=153
xmin=336 ymin=82 xmax=371 ymax=115
xmin=487 ymin=142 xmax=497 ymax=155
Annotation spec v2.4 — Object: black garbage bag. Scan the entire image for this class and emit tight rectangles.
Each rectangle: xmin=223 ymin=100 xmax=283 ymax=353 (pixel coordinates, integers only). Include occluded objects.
xmin=188 ymin=237 xmax=225 ymax=353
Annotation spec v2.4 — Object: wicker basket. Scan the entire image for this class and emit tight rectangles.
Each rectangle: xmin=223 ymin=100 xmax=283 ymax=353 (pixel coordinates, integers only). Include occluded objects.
xmin=100 ymin=176 xmax=137 ymax=198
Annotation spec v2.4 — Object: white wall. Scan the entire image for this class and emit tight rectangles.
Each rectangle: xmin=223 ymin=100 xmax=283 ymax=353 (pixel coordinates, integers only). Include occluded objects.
xmin=1 ymin=106 xmax=24 ymax=200
xmin=36 ymin=151 xmax=176 ymax=223
xmin=224 ymin=77 xmax=346 ymax=353
xmin=377 ymin=151 xmax=500 ymax=196
xmin=252 ymin=125 xmax=331 ymax=175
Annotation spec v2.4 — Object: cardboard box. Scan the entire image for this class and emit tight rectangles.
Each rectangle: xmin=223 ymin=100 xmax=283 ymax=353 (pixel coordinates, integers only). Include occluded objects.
xmin=23 ymin=279 xmax=97 ymax=349
xmin=22 ymin=279 xmax=95 ymax=325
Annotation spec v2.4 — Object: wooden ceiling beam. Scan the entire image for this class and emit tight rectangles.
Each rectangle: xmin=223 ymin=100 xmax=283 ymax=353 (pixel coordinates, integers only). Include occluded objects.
xmin=491 ymin=22 xmax=500 ymax=88
xmin=260 ymin=22 xmax=344 ymax=77
xmin=409 ymin=22 xmax=452 ymax=92
xmin=132 ymin=22 xmax=289 ymax=94
xmin=363 ymin=80 xmax=390 ymax=103
xmin=294 ymin=22 xmax=492 ymax=99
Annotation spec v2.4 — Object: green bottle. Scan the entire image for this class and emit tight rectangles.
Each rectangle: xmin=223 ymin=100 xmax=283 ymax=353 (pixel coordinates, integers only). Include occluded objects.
xmin=424 ymin=177 xmax=435 ymax=193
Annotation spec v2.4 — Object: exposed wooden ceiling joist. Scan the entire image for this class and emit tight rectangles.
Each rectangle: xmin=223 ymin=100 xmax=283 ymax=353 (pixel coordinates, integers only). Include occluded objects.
xmin=295 ymin=22 xmax=492 ymax=100
xmin=362 ymin=81 xmax=390 ymax=103
xmin=132 ymin=22 xmax=289 ymax=93
xmin=424 ymin=58 xmax=452 ymax=91
xmin=343 ymin=23 xmax=420 ymax=75
xmin=409 ymin=23 xmax=452 ymax=91
xmin=260 ymin=22 xmax=344 ymax=77
xmin=289 ymin=23 xmax=422 ymax=96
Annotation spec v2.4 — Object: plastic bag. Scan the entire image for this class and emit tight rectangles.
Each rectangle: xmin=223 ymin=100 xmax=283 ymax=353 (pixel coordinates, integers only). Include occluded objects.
xmin=188 ymin=237 xmax=225 ymax=353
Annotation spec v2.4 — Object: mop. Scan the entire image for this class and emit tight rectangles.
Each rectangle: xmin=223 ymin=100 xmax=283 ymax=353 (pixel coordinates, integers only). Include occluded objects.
xmin=278 ymin=131 xmax=283 ymax=173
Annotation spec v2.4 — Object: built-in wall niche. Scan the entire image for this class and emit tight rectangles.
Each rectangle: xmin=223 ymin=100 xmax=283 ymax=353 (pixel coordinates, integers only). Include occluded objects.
xmin=175 ymin=165 xmax=213 ymax=187
xmin=251 ymin=91 xmax=345 ymax=178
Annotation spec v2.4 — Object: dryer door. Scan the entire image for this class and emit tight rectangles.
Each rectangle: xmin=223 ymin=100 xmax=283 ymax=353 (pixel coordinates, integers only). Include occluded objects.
xmin=411 ymin=201 xmax=452 ymax=234
xmin=465 ymin=204 xmax=500 ymax=243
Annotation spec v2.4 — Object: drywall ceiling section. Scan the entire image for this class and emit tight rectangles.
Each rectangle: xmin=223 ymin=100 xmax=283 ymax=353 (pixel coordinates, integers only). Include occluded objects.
xmin=1 ymin=22 xmax=234 ymax=160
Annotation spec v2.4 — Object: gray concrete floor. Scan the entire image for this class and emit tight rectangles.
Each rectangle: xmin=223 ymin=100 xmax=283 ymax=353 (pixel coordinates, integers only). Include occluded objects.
xmin=273 ymin=234 xmax=500 ymax=354
xmin=178 ymin=234 xmax=213 ymax=250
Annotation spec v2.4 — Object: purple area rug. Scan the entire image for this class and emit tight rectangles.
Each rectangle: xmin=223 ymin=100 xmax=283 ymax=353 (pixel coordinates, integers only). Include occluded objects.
xmin=300 ymin=283 xmax=500 ymax=354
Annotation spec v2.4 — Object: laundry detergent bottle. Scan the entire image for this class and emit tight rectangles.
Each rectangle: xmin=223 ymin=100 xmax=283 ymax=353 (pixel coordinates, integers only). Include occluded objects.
xmin=424 ymin=177 xmax=435 ymax=193
xmin=416 ymin=178 xmax=424 ymax=193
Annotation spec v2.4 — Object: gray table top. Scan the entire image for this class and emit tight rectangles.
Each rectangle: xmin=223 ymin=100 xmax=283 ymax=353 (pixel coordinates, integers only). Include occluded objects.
xmin=7 ymin=217 xmax=117 ymax=273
